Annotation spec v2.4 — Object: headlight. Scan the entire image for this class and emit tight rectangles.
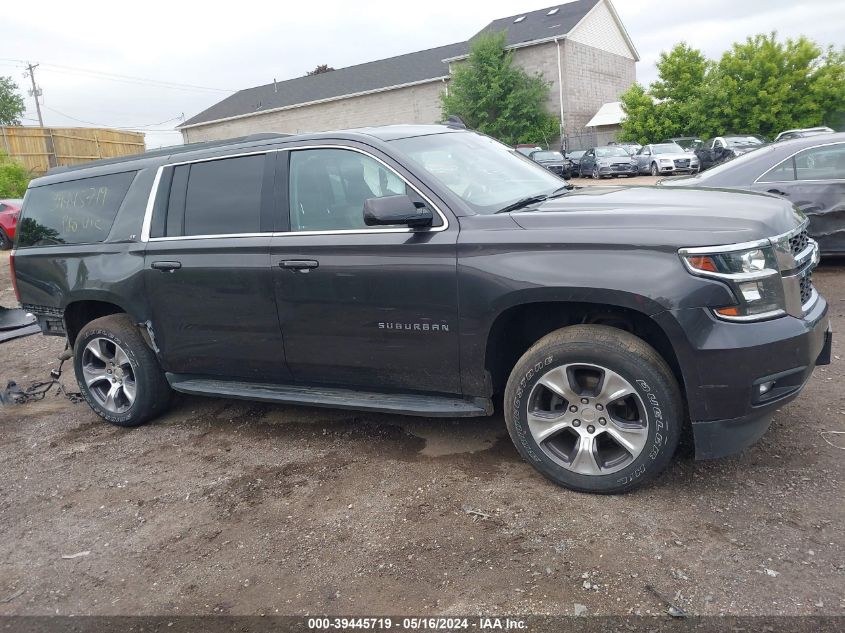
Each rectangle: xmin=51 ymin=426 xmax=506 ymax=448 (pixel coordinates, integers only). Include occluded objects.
xmin=680 ymin=244 xmax=785 ymax=321
xmin=659 ymin=159 xmax=672 ymax=164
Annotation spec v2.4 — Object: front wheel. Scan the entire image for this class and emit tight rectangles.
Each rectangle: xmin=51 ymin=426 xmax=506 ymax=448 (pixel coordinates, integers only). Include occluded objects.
xmin=74 ymin=314 xmax=172 ymax=427
xmin=650 ymin=162 xmax=659 ymax=176
xmin=504 ymin=325 xmax=682 ymax=494
xmin=592 ymin=166 xmax=600 ymax=179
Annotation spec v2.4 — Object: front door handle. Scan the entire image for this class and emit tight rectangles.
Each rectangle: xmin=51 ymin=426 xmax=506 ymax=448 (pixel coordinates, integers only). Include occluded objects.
xmin=279 ymin=259 xmax=319 ymax=272
xmin=767 ymin=189 xmax=789 ymax=196
xmin=151 ymin=261 xmax=182 ymax=272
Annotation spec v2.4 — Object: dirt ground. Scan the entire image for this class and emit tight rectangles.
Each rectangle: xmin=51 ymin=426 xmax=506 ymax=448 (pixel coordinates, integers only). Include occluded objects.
xmin=0 ymin=246 xmax=843 ymax=618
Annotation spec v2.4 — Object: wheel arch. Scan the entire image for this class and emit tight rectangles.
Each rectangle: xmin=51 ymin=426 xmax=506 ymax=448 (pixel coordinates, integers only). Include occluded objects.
xmin=481 ymin=296 xmax=686 ymax=403
xmin=63 ymin=293 xmax=141 ymax=346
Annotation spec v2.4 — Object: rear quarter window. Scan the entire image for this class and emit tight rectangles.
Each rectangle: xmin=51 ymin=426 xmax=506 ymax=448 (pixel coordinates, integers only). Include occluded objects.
xmin=16 ymin=171 xmax=136 ymax=247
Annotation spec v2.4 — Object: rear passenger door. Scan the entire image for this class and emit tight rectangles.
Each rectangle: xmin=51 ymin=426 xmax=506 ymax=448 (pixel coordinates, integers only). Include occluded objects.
xmin=269 ymin=145 xmax=461 ymax=394
xmin=143 ymin=152 xmax=291 ymax=382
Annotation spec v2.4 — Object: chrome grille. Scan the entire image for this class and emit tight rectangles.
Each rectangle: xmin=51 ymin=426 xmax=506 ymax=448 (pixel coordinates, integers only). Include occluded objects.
xmin=674 ymin=159 xmax=690 ymax=168
xmin=800 ymin=270 xmax=813 ymax=305
xmin=789 ymin=230 xmax=809 ymax=257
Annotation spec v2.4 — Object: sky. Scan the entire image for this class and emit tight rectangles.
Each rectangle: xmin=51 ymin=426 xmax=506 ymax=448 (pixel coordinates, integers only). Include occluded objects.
xmin=2 ymin=0 xmax=844 ymax=149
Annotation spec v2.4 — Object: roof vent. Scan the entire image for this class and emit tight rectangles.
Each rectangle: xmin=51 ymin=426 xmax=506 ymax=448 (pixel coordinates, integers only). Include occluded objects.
xmin=514 ymin=15 xmax=526 ymax=23
xmin=547 ymin=7 xmax=559 ymax=15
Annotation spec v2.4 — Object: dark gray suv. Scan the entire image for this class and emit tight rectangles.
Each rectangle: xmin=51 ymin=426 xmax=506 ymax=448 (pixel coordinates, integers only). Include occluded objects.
xmin=9 ymin=125 xmax=832 ymax=493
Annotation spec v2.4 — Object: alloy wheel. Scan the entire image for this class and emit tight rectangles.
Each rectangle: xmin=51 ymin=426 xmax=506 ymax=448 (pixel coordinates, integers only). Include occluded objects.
xmin=526 ymin=363 xmax=648 ymax=476
xmin=81 ymin=337 xmax=137 ymax=413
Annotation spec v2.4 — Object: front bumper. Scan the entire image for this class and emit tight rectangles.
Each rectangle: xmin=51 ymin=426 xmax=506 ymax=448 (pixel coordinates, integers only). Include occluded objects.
xmin=656 ymin=163 xmax=699 ymax=173
xmin=654 ymin=295 xmax=831 ymax=459
xmin=598 ymin=165 xmax=637 ymax=175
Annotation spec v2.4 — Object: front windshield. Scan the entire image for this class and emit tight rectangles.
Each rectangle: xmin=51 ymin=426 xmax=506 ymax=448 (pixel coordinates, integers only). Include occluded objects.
xmin=725 ymin=136 xmax=764 ymax=147
xmin=390 ymin=132 xmax=565 ymax=215
xmin=568 ymin=150 xmax=585 ymax=159
xmin=652 ymin=143 xmax=683 ymax=154
xmin=533 ymin=151 xmax=564 ymax=161
xmin=595 ymin=147 xmax=630 ymax=158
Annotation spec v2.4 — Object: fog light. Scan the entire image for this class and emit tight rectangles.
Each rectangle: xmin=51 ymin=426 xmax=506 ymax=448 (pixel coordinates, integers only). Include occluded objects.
xmin=759 ymin=380 xmax=775 ymax=395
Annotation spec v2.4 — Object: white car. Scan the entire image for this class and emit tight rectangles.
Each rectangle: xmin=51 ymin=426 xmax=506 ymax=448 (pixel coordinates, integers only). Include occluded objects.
xmin=633 ymin=143 xmax=699 ymax=176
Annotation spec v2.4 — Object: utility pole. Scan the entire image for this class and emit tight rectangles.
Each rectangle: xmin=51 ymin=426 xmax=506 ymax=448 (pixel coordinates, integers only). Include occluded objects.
xmin=24 ymin=62 xmax=55 ymax=168
xmin=24 ymin=63 xmax=44 ymax=127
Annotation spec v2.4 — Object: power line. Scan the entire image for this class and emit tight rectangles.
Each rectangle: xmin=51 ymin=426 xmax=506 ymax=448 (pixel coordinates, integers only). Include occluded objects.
xmin=0 ymin=58 xmax=235 ymax=94
xmin=42 ymin=105 xmax=185 ymax=131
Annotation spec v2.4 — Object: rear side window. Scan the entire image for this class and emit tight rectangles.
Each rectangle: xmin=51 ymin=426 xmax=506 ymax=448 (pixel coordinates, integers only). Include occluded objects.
xmin=183 ymin=155 xmax=264 ymax=236
xmin=16 ymin=172 xmax=136 ymax=247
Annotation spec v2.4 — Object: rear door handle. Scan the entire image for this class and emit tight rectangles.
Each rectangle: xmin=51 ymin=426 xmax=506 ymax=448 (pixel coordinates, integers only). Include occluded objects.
xmin=150 ymin=261 xmax=182 ymax=272
xmin=279 ymin=259 xmax=319 ymax=271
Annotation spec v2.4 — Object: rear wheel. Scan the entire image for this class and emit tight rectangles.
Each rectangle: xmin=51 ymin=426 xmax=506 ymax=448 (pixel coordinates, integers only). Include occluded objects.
xmin=504 ymin=325 xmax=682 ymax=494
xmin=74 ymin=314 xmax=171 ymax=427
xmin=0 ymin=229 xmax=11 ymax=250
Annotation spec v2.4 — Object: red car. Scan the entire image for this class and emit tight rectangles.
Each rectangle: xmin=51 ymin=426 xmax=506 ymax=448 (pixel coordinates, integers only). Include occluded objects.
xmin=0 ymin=198 xmax=23 ymax=249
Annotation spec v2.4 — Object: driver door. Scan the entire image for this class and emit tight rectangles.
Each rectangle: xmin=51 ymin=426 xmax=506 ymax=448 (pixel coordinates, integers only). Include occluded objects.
xmin=269 ymin=145 xmax=462 ymax=394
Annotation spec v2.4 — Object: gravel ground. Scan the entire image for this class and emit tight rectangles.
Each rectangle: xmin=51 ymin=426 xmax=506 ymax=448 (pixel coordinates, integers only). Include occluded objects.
xmin=0 ymin=247 xmax=843 ymax=618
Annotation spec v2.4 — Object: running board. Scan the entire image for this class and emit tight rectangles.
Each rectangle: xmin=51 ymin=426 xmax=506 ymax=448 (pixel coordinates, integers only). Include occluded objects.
xmin=166 ymin=374 xmax=492 ymax=418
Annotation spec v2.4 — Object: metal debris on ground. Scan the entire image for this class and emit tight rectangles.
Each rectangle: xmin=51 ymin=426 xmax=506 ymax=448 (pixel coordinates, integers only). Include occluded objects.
xmin=0 ymin=349 xmax=84 ymax=406
xmin=820 ymin=431 xmax=845 ymax=450
xmin=61 ymin=551 xmax=91 ymax=559
xmin=645 ymin=584 xmax=688 ymax=618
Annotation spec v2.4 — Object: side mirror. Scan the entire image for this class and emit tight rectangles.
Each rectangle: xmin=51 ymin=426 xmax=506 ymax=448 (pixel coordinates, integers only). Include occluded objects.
xmin=363 ymin=194 xmax=433 ymax=228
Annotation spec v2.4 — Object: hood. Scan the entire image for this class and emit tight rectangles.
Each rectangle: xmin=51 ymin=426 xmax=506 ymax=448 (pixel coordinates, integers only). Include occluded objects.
xmin=536 ymin=159 xmax=566 ymax=166
xmin=509 ymin=185 xmax=803 ymax=249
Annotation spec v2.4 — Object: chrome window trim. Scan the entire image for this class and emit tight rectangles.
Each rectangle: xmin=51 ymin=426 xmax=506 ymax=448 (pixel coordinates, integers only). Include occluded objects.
xmin=140 ymin=144 xmax=450 ymax=243
xmin=754 ymin=140 xmax=845 ymax=184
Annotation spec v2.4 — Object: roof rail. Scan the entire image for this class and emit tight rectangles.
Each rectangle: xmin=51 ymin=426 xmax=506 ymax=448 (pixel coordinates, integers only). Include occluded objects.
xmin=45 ymin=132 xmax=292 ymax=175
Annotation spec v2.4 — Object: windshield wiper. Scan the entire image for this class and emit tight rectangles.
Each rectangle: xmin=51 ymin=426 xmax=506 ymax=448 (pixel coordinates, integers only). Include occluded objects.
xmin=495 ymin=195 xmax=548 ymax=214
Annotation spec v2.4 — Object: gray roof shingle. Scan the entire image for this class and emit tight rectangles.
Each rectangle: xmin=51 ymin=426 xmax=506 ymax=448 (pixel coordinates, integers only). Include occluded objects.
xmin=470 ymin=0 xmax=599 ymax=49
xmin=180 ymin=2 xmax=599 ymax=128
xmin=180 ymin=41 xmax=467 ymax=127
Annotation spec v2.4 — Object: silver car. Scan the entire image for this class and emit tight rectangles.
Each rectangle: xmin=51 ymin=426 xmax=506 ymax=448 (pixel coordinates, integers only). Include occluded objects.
xmin=633 ymin=143 xmax=700 ymax=176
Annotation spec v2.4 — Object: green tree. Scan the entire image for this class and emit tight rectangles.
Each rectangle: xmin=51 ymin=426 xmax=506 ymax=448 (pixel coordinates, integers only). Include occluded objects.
xmin=698 ymin=34 xmax=845 ymax=138
xmin=0 ymin=152 xmax=31 ymax=197
xmin=650 ymin=43 xmax=709 ymax=102
xmin=620 ymin=34 xmax=845 ymax=142
xmin=441 ymin=31 xmax=559 ymax=146
xmin=619 ymin=43 xmax=709 ymax=143
xmin=0 ymin=76 xmax=25 ymax=126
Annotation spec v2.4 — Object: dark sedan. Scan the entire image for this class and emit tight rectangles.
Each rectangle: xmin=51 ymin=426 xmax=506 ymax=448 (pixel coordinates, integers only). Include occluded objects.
xmin=660 ymin=132 xmax=845 ymax=254
xmin=578 ymin=146 xmax=638 ymax=179
xmin=565 ymin=149 xmax=586 ymax=172
xmin=528 ymin=150 xmax=570 ymax=178
xmin=695 ymin=135 xmax=767 ymax=171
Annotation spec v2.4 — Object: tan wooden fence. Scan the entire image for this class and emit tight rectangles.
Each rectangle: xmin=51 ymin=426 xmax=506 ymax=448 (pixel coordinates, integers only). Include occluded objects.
xmin=0 ymin=126 xmax=144 ymax=175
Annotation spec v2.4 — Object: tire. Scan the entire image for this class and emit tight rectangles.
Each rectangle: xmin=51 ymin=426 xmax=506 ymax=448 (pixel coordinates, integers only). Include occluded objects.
xmin=0 ymin=229 xmax=11 ymax=250
xmin=592 ymin=166 xmax=600 ymax=180
xmin=73 ymin=314 xmax=171 ymax=427
xmin=504 ymin=325 xmax=682 ymax=494
xmin=650 ymin=162 xmax=659 ymax=176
